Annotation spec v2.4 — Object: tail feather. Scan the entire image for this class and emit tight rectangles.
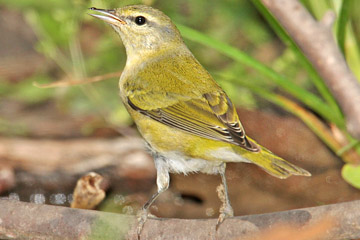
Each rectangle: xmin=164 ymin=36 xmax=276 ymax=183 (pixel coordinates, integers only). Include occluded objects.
xmin=245 ymin=146 xmax=311 ymax=179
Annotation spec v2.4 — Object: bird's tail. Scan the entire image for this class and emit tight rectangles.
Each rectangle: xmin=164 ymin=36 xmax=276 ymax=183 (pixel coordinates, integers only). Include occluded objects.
xmin=243 ymin=144 xmax=311 ymax=179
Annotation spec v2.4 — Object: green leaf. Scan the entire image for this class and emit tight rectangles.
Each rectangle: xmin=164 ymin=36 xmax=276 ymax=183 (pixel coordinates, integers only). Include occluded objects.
xmin=342 ymin=163 xmax=360 ymax=189
xmin=337 ymin=0 xmax=351 ymax=55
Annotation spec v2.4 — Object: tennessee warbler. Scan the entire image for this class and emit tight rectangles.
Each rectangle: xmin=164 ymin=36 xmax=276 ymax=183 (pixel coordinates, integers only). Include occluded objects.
xmin=89 ymin=5 xmax=311 ymax=236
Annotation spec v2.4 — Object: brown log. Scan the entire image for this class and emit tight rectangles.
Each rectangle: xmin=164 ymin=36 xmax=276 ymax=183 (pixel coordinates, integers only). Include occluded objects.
xmin=0 ymin=199 xmax=360 ymax=239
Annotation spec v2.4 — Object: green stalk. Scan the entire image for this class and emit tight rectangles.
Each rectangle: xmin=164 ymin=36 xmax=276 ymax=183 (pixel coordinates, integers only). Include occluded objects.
xmin=337 ymin=0 xmax=351 ymax=55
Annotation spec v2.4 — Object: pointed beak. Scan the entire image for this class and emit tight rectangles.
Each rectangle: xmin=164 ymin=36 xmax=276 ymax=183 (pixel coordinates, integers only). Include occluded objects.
xmin=88 ymin=7 xmax=126 ymax=26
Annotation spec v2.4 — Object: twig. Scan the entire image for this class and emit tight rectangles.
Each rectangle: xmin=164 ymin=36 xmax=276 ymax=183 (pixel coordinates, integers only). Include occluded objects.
xmin=0 ymin=199 xmax=360 ymax=239
xmin=261 ymin=0 xmax=360 ymax=139
xmin=33 ymin=71 xmax=122 ymax=88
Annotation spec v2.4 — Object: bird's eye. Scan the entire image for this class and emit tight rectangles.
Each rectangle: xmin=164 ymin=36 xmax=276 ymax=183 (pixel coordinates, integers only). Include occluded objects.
xmin=135 ymin=16 xmax=146 ymax=25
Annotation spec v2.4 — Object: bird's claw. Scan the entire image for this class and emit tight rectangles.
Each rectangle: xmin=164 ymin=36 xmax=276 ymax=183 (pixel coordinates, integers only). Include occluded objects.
xmin=136 ymin=208 xmax=158 ymax=240
xmin=216 ymin=205 xmax=234 ymax=231
xmin=136 ymin=209 xmax=148 ymax=240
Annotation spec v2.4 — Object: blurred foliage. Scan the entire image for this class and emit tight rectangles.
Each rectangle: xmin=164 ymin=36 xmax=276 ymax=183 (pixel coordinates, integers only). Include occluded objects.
xmin=301 ymin=0 xmax=360 ymax=189
xmin=0 ymin=0 xmax=360 ymax=187
xmin=342 ymin=163 xmax=360 ymax=189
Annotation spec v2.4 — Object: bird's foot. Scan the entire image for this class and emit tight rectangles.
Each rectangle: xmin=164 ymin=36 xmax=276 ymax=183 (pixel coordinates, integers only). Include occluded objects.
xmin=136 ymin=208 xmax=148 ymax=240
xmin=215 ymin=183 xmax=234 ymax=230
xmin=136 ymin=208 xmax=158 ymax=240
xmin=216 ymin=204 xmax=234 ymax=231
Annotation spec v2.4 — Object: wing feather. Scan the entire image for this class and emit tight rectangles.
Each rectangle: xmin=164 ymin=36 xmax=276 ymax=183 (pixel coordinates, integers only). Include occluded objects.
xmin=128 ymin=91 xmax=259 ymax=152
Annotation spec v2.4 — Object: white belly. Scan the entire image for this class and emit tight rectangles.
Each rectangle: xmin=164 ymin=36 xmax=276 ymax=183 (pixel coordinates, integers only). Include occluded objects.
xmin=157 ymin=151 xmax=223 ymax=175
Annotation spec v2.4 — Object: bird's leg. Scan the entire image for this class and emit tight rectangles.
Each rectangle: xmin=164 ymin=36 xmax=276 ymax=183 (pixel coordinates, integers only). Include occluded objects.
xmin=137 ymin=157 xmax=169 ymax=239
xmin=216 ymin=163 xmax=234 ymax=230
xmin=136 ymin=190 xmax=163 ymax=237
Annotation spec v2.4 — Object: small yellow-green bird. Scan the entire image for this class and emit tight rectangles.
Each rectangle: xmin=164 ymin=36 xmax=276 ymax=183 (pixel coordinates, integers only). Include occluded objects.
xmin=89 ymin=4 xmax=310 ymax=236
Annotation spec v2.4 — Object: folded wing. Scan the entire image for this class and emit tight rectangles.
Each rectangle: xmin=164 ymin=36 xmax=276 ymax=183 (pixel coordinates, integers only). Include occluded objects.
xmin=128 ymin=90 xmax=259 ymax=152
